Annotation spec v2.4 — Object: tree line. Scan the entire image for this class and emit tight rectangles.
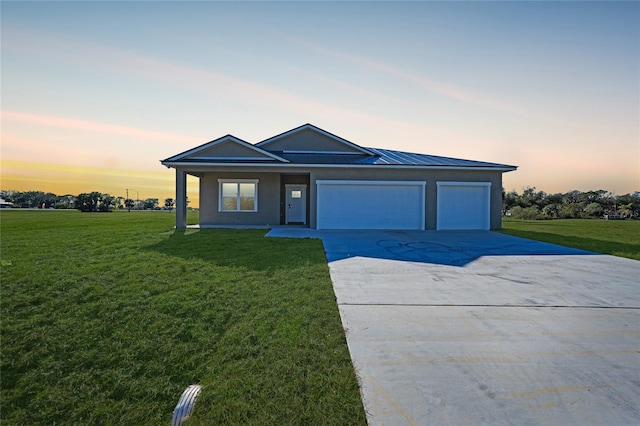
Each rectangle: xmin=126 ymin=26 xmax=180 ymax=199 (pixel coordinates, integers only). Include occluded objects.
xmin=503 ymin=187 xmax=640 ymax=220
xmin=2 ymin=187 xmax=638 ymax=219
xmin=0 ymin=190 xmax=176 ymax=213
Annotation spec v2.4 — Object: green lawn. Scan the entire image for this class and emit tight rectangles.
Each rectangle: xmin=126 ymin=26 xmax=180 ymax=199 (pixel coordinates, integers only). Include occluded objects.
xmin=0 ymin=210 xmax=366 ymax=425
xmin=500 ymin=218 xmax=640 ymax=261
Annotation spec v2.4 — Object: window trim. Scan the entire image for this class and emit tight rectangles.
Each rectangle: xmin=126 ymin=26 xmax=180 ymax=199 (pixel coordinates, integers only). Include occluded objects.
xmin=218 ymin=179 xmax=259 ymax=212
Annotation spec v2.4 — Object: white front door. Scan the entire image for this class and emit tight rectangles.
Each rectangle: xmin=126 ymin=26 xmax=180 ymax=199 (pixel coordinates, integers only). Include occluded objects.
xmin=286 ymin=184 xmax=306 ymax=224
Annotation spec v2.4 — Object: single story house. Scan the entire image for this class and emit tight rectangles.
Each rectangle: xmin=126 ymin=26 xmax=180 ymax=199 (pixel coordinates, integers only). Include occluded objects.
xmin=0 ymin=197 xmax=14 ymax=209
xmin=161 ymin=124 xmax=517 ymax=230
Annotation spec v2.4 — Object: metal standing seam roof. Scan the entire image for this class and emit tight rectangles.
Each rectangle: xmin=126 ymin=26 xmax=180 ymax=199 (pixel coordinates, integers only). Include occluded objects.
xmin=162 ymin=145 xmax=516 ymax=170
xmin=161 ymin=124 xmax=516 ymax=170
xmin=272 ymin=147 xmax=516 ymax=169
xmin=161 ymin=140 xmax=517 ymax=170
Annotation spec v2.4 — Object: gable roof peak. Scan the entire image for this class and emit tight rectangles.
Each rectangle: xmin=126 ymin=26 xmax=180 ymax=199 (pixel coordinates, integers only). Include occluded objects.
xmin=256 ymin=123 xmax=376 ymax=156
xmin=161 ymin=133 xmax=289 ymax=164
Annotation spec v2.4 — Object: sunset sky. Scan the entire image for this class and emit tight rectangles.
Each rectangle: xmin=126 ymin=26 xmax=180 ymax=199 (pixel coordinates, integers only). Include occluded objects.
xmin=2 ymin=1 xmax=638 ymax=207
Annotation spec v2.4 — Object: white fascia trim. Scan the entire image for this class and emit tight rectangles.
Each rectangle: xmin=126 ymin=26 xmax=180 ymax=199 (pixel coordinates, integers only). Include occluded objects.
xmin=317 ymin=180 xmax=426 ymax=187
xmin=162 ymin=162 xmax=516 ymax=172
xmin=436 ymin=181 xmax=492 ymax=187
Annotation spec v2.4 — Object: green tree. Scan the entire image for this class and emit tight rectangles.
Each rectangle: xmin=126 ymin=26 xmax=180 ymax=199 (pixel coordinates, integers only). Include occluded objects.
xmin=76 ymin=192 xmax=113 ymax=212
xmin=541 ymin=204 xmax=560 ymax=219
xmin=98 ymin=194 xmax=116 ymax=212
xmin=502 ymin=190 xmax=518 ymax=215
xmin=12 ymin=190 xmax=47 ymax=208
xmin=113 ymin=196 xmax=124 ymax=210
xmin=520 ymin=186 xmax=547 ymax=208
xmin=55 ymin=194 xmax=76 ymax=209
xmin=143 ymin=198 xmax=159 ymax=210
xmin=76 ymin=192 xmax=100 ymax=212
xmin=124 ymin=198 xmax=135 ymax=211
xmin=583 ymin=202 xmax=603 ymax=218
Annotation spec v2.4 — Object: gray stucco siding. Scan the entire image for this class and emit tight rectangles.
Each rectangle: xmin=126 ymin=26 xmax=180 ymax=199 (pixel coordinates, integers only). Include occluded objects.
xmin=164 ymin=124 xmax=515 ymax=230
xmin=194 ymin=166 xmax=503 ymax=230
xmin=199 ymin=172 xmax=281 ymax=226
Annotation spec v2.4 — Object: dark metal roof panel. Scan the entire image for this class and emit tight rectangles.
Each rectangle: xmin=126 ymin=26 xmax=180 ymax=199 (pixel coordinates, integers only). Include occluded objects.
xmin=172 ymin=158 xmax=282 ymax=164
xmin=368 ymin=148 xmax=514 ymax=167
xmin=274 ymin=152 xmax=377 ymax=164
xmin=275 ymin=148 xmax=515 ymax=169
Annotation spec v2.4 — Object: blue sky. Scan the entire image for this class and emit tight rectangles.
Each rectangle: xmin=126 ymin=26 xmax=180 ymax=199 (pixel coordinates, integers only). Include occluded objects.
xmin=2 ymin=1 xmax=638 ymax=203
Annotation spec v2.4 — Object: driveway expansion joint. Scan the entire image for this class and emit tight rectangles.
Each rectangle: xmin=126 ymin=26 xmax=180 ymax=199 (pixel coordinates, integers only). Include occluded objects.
xmin=338 ymin=303 xmax=640 ymax=309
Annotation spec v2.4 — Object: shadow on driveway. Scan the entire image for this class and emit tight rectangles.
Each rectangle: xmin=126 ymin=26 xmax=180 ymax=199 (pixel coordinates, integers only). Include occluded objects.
xmin=319 ymin=230 xmax=595 ymax=266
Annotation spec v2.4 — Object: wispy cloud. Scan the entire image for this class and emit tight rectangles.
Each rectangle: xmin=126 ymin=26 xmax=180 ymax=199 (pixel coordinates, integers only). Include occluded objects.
xmin=290 ymin=38 xmax=545 ymax=120
xmin=1 ymin=110 xmax=201 ymax=143
xmin=2 ymin=26 xmax=483 ymax=145
xmin=2 ymin=25 xmax=525 ymax=169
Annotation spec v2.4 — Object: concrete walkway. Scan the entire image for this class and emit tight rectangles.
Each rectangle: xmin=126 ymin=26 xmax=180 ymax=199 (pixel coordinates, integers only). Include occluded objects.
xmin=267 ymin=229 xmax=640 ymax=425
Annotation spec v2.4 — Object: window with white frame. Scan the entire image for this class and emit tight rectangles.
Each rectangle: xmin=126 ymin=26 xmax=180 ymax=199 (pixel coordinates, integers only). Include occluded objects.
xmin=219 ymin=179 xmax=258 ymax=212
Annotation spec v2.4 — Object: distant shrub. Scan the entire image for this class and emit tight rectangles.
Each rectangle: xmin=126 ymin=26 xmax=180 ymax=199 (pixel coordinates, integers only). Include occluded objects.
xmin=510 ymin=206 xmax=543 ymax=220
xmin=583 ymin=202 xmax=604 ymax=218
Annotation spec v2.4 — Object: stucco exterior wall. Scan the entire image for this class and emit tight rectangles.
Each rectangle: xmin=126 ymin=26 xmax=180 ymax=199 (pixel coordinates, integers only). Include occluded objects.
xmin=199 ymin=172 xmax=281 ymax=226
xmin=194 ymin=166 xmax=504 ymax=230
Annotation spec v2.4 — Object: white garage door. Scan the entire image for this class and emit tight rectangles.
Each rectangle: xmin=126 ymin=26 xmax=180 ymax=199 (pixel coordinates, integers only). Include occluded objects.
xmin=317 ymin=180 xmax=425 ymax=230
xmin=437 ymin=182 xmax=491 ymax=230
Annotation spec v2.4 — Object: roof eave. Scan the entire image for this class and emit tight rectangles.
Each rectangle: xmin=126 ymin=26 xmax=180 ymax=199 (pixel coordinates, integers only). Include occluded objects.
xmin=160 ymin=161 xmax=517 ymax=172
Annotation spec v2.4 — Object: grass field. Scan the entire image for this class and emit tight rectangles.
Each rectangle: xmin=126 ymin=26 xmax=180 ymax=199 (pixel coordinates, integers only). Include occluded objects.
xmin=0 ymin=210 xmax=366 ymax=425
xmin=501 ymin=218 xmax=640 ymax=261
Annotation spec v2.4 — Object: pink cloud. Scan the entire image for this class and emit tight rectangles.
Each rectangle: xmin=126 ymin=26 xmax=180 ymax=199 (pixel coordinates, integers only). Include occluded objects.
xmin=1 ymin=110 xmax=201 ymax=142
xmin=3 ymin=27 xmax=483 ymax=145
xmin=3 ymin=26 xmax=523 ymax=169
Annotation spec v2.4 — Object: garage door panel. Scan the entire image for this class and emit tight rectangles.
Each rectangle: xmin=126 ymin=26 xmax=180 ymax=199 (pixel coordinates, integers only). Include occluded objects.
xmin=317 ymin=181 xmax=425 ymax=230
xmin=437 ymin=183 xmax=490 ymax=230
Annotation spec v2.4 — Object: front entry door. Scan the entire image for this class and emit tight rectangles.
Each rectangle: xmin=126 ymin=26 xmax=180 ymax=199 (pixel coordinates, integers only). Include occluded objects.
xmin=285 ymin=184 xmax=307 ymax=224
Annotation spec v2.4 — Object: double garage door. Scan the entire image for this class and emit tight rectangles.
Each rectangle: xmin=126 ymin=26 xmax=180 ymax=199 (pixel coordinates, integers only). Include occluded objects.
xmin=316 ymin=180 xmax=490 ymax=230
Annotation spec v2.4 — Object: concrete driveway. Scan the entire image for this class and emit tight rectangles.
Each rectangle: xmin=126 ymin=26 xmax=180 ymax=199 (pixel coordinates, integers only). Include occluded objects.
xmin=319 ymin=231 xmax=640 ymax=425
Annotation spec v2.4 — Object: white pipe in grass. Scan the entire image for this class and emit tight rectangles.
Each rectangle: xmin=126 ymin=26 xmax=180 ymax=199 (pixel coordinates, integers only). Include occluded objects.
xmin=172 ymin=384 xmax=202 ymax=426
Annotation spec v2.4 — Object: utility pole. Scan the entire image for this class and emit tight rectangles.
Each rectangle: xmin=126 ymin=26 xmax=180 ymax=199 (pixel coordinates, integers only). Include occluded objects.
xmin=126 ymin=188 xmax=135 ymax=212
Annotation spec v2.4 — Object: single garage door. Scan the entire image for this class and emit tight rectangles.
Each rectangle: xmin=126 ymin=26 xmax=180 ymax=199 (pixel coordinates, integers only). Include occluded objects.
xmin=317 ymin=180 xmax=425 ymax=230
xmin=437 ymin=182 xmax=491 ymax=230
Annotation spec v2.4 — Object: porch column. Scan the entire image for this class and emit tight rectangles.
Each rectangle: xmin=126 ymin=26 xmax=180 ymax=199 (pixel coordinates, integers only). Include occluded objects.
xmin=176 ymin=169 xmax=187 ymax=229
